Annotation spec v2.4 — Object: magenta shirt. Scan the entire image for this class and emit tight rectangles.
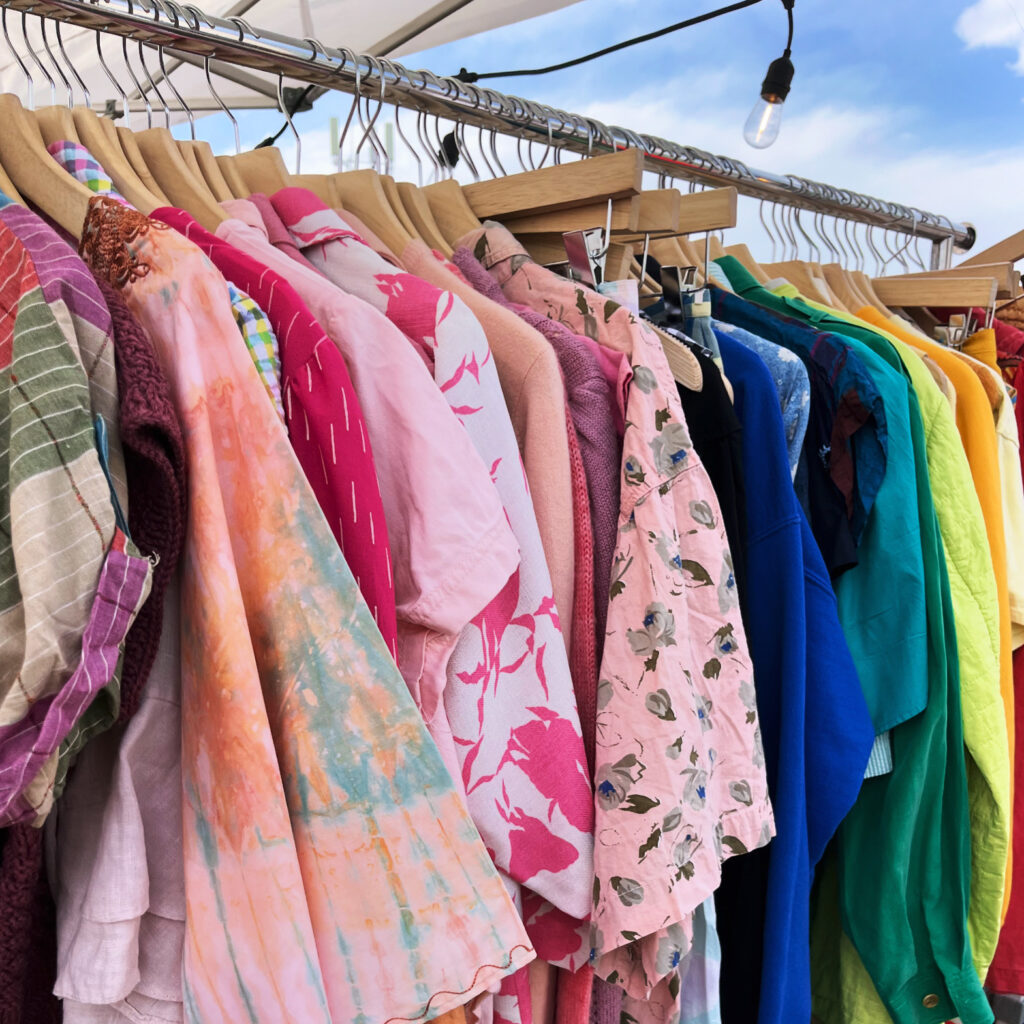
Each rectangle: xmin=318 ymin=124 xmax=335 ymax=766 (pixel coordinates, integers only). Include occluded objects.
xmin=153 ymin=206 xmax=399 ymax=661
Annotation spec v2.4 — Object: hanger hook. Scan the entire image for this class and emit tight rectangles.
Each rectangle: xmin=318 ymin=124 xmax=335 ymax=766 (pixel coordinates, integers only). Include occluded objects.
xmin=354 ymin=57 xmax=388 ymax=173
xmin=137 ymin=41 xmax=170 ymax=129
xmin=415 ymin=108 xmax=442 ymax=182
xmin=202 ymin=55 xmax=239 ymax=154
xmin=37 ymin=18 xmax=72 ymax=108
xmin=55 ymin=21 xmax=90 ymax=109
xmin=274 ymin=73 xmax=301 ymax=173
xmin=158 ymin=43 xmax=195 ymax=138
xmin=793 ymin=209 xmax=818 ymax=262
xmin=758 ymin=198 xmax=775 ymax=262
xmin=391 ymin=102 xmax=422 ymax=185
xmin=23 ymin=13 xmax=56 ymax=107
xmin=2 ymin=7 xmax=32 ymax=109
xmin=94 ymin=25 xmax=127 ymax=123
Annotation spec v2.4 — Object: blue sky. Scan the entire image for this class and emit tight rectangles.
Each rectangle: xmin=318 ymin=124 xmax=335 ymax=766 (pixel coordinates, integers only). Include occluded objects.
xmin=201 ymin=0 xmax=1024 ymax=259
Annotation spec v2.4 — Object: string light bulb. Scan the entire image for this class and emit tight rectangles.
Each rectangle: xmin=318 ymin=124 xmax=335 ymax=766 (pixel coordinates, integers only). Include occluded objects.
xmin=744 ymin=0 xmax=795 ymax=149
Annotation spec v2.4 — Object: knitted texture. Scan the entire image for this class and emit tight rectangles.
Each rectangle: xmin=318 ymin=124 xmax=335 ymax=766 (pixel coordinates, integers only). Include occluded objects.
xmin=565 ymin=409 xmax=598 ymax=774
xmin=96 ymin=276 xmax=186 ymax=723
xmin=0 ymin=826 xmax=59 ymax=1023
xmin=555 ymin=965 xmax=594 ymax=1024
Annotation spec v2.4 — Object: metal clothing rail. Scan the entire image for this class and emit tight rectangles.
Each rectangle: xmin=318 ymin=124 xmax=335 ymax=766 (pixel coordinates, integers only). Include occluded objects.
xmin=2 ymin=0 xmax=975 ymax=261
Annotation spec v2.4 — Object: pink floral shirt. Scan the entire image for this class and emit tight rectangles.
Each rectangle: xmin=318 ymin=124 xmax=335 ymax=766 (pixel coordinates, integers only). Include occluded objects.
xmin=463 ymin=224 xmax=774 ymax=999
xmin=268 ymin=187 xmax=594 ymax=922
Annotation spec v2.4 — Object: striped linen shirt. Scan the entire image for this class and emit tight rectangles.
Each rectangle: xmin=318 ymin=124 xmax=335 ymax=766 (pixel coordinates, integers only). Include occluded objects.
xmin=0 ymin=218 xmax=151 ymax=825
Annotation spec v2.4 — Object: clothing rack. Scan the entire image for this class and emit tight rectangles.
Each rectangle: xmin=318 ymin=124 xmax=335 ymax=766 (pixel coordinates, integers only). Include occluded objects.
xmin=0 ymin=0 xmax=975 ymax=267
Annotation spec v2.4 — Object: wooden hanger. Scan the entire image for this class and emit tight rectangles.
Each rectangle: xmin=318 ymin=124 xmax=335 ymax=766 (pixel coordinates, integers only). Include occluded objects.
xmin=380 ymin=174 xmax=421 ymax=240
xmin=227 ymin=147 xmax=291 ymax=196
xmin=763 ymin=259 xmax=824 ymax=299
xmin=67 ymin=108 xmax=163 ymax=211
xmin=397 ymin=182 xmax=453 ymax=256
xmin=115 ymin=127 xmax=170 ymax=205
xmin=0 ymin=95 xmax=92 ymax=236
xmin=678 ymin=188 xmax=738 ymax=236
xmin=35 ymin=104 xmax=165 ymax=213
xmin=291 ymin=173 xmax=341 ymax=207
xmin=422 ymin=178 xmax=483 ymax=245
xmin=820 ymin=264 xmax=866 ymax=313
xmin=459 ymin=149 xmax=643 ymax=220
xmin=500 ymin=198 xmax=637 ymax=237
xmin=33 ymin=105 xmax=81 ymax=146
xmin=871 ymin=276 xmax=997 ymax=310
xmin=879 ymin=261 xmax=1018 ymax=299
xmin=214 ymin=154 xmax=248 ymax=199
xmin=330 ymin=168 xmax=414 ymax=255
xmin=724 ymin=244 xmax=771 ymax=284
xmin=134 ymin=127 xmax=226 ymax=230
xmin=958 ymin=229 xmax=1024 ymax=268
xmin=181 ymin=141 xmax=233 ymax=202
xmin=849 ymin=270 xmax=890 ymax=314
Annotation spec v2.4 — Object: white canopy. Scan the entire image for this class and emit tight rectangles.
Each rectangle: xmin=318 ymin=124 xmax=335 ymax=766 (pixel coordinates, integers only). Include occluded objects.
xmin=0 ymin=0 xmax=583 ymax=120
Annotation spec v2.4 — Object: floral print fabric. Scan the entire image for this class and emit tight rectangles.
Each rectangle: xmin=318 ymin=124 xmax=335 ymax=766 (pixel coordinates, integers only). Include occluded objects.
xmin=81 ymin=198 xmax=533 ymax=1024
xmin=462 ymin=224 xmax=773 ymax=1000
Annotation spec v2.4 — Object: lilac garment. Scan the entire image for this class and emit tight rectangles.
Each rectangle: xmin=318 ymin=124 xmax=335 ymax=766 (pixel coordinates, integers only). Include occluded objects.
xmin=451 ymin=248 xmax=622 ymax=660
xmin=0 ymin=533 xmax=152 ymax=825
xmin=52 ymin=580 xmax=184 ymax=1023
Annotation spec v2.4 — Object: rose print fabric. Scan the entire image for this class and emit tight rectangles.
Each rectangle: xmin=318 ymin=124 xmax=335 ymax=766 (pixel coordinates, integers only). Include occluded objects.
xmin=80 ymin=198 xmax=534 ymax=1024
xmin=462 ymin=224 xmax=773 ymax=999
xmin=268 ymin=187 xmax=594 ymax=920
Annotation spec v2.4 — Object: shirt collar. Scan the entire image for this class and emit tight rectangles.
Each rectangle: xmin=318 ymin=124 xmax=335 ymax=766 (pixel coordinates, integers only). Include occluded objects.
xmin=220 ymin=198 xmax=269 ymax=238
xmin=714 ymin=254 xmax=762 ymax=297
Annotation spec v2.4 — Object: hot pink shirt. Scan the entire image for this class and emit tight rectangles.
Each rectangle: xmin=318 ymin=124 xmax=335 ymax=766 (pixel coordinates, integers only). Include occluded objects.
xmin=153 ymin=205 xmax=400 ymax=661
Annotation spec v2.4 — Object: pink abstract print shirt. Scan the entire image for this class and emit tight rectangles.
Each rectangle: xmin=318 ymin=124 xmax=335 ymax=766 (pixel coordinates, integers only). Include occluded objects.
xmin=153 ymin=206 xmax=399 ymax=662
xmin=80 ymin=198 xmax=533 ymax=1024
xmin=270 ymin=186 xmax=594 ymax=919
xmin=463 ymin=224 xmax=773 ymax=999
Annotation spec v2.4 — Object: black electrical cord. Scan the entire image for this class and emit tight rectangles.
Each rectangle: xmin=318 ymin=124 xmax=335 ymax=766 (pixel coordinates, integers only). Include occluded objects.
xmin=455 ymin=0 xmax=768 ymax=83
xmin=255 ymin=83 xmax=316 ymax=148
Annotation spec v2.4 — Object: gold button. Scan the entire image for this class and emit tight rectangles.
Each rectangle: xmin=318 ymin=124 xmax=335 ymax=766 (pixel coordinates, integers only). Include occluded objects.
xmin=922 ymin=994 xmax=940 ymax=1009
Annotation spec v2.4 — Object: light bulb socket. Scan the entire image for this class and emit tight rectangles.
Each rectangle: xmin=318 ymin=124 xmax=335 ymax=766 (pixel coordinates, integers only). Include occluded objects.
xmin=760 ymin=54 xmax=794 ymax=103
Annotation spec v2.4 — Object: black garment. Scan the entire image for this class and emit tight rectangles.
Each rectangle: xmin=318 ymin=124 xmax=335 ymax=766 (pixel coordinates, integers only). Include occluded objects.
xmin=673 ymin=343 xmax=749 ymax=620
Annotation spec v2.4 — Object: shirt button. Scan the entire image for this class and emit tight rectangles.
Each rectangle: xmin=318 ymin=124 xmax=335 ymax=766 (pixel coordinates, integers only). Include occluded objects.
xmin=921 ymin=994 xmax=940 ymax=1009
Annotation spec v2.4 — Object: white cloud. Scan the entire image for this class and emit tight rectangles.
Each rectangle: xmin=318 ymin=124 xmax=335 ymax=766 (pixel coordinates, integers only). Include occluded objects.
xmin=957 ymin=0 xmax=1024 ymax=73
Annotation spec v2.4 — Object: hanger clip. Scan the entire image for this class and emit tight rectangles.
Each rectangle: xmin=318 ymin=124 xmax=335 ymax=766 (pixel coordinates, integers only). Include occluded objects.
xmin=659 ymin=265 xmax=698 ymax=307
xmin=562 ymin=227 xmax=607 ymax=288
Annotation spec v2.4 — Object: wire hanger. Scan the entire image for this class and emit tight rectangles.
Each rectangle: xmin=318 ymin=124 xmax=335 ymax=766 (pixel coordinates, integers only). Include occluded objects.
xmin=329 ymin=56 xmax=414 ymax=255
xmin=129 ymin=38 xmax=227 ymax=227
xmin=0 ymin=12 xmax=92 ymax=235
